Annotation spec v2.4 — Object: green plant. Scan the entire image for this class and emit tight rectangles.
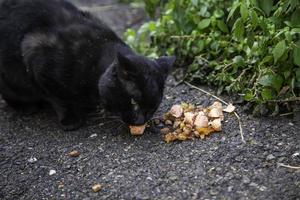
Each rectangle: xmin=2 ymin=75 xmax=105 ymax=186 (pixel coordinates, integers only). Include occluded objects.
xmin=124 ymin=0 xmax=300 ymax=114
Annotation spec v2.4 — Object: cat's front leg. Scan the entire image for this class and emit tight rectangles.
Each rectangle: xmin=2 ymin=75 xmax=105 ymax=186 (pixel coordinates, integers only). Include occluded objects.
xmin=49 ymin=100 xmax=84 ymax=131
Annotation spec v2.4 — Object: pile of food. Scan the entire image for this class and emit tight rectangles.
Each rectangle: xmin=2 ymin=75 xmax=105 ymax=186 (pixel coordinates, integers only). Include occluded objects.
xmin=129 ymin=101 xmax=235 ymax=143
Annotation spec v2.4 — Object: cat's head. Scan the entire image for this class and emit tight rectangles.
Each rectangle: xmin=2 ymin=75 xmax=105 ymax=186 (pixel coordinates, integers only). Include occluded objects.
xmin=98 ymin=53 xmax=175 ymax=125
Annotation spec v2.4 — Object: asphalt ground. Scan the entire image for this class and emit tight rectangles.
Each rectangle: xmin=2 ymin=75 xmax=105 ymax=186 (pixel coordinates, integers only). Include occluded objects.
xmin=0 ymin=1 xmax=299 ymax=199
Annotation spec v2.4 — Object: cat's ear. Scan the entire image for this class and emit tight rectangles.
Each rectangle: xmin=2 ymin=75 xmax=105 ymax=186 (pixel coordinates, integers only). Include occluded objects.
xmin=116 ymin=53 xmax=138 ymax=79
xmin=156 ymin=56 xmax=176 ymax=75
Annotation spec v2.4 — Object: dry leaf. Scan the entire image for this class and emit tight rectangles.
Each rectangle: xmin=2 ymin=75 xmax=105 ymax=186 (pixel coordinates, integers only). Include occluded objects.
xmin=223 ymin=103 xmax=236 ymax=113
xmin=170 ymin=105 xmax=183 ymax=118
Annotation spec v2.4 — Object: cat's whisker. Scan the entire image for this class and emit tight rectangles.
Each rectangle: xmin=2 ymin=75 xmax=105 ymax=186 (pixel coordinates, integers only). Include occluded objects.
xmin=87 ymin=112 xmax=119 ymax=118
xmin=115 ymin=123 xmax=127 ymax=132
xmin=88 ymin=116 xmax=120 ymax=123
xmin=99 ymin=120 xmax=127 ymax=131
xmin=98 ymin=119 xmax=124 ymax=127
xmin=89 ymin=115 xmax=120 ymax=120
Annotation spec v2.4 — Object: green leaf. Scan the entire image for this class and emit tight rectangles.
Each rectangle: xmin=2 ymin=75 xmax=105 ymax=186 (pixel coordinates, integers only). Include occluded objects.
xmin=259 ymin=0 xmax=273 ymax=16
xmin=244 ymin=90 xmax=254 ymax=101
xmin=259 ymin=56 xmax=273 ymax=66
xmin=197 ymin=40 xmax=205 ymax=52
xmin=261 ymin=88 xmax=274 ymax=100
xmin=240 ymin=4 xmax=249 ymax=21
xmin=198 ymin=19 xmax=211 ymax=30
xmin=291 ymin=9 xmax=300 ymax=28
xmin=272 ymin=40 xmax=286 ymax=64
xmin=217 ymin=20 xmax=229 ymax=33
xmin=247 ymin=31 xmax=255 ymax=47
xmin=291 ymin=28 xmax=300 ymax=34
xmin=233 ymin=56 xmax=245 ymax=67
xmin=259 ymin=74 xmax=284 ymax=92
xmin=296 ymin=68 xmax=300 ymax=82
xmin=213 ymin=10 xmax=224 ymax=18
xmin=227 ymin=2 xmax=240 ymax=21
xmin=191 ymin=0 xmax=198 ymax=6
xmin=250 ymin=10 xmax=259 ymax=28
xmin=293 ymin=41 xmax=300 ymax=66
xmin=232 ymin=18 xmax=244 ymax=40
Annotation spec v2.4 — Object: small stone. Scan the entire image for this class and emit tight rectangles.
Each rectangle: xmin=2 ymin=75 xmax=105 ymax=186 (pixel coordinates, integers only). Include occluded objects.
xmin=146 ymin=176 xmax=153 ymax=181
xmin=92 ymin=184 xmax=102 ymax=192
xmin=169 ymin=175 xmax=179 ymax=181
xmin=235 ymin=156 xmax=243 ymax=162
xmin=227 ymin=186 xmax=233 ymax=192
xmin=259 ymin=185 xmax=267 ymax=191
xmin=266 ymin=154 xmax=275 ymax=160
xmin=89 ymin=134 xmax=98 ymax=138
xmin=68 ymin=150 xmax=80 ymax=157
xmin=28 ymin=157 xmax=37 ymax=163
xmin=288 ymin=122 xmax=294 ymax=126
xmin=165 ymin=95 xmax=172 ymax=100
xmin=250 ymin=182 xmax=258 ymax=187
xmin=292 ymin=152 xmax=300 ymax=158
xmin=49 ymin=169 xmax=56 ymax=176
xmin=242 ymin=176 xmax=250 ymax=184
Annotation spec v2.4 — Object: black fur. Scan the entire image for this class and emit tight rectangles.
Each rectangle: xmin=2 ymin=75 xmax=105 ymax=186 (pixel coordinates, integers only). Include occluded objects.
xmin=0 ymin=0 xmax=175 ymax=130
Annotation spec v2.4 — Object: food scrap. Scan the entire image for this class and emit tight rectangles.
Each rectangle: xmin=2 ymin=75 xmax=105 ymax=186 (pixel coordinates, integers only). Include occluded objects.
xmin=161 ymin=101 xmax=230 ymax=143
xmin=68 ymin=150 xmax=80 ymax=157
xmin=92 ymin=184 xmax=102 ymax=193
xmin=223 ymin=103 xmax=236 ymax=113
xmin=129 ymin=124 xmax=146 ymax=135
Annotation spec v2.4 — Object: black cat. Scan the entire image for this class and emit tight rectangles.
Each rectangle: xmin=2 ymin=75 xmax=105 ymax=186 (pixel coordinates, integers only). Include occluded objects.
xmin=0 ymin=0 xmax=175 ymax=130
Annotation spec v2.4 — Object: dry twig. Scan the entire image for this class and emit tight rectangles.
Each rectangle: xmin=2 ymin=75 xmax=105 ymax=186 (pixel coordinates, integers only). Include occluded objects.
xmin=278 ymin=163 xmax=300 ymax=170
xmin=184 ymin=81 xmax=246 ymax=144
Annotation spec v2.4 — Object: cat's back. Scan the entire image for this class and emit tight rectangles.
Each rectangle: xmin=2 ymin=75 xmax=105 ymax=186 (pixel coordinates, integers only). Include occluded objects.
xmin=0 ymin=0 xmax=82 ymax=36
xmin=0 ymin=0 xmax=120 ymax=51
